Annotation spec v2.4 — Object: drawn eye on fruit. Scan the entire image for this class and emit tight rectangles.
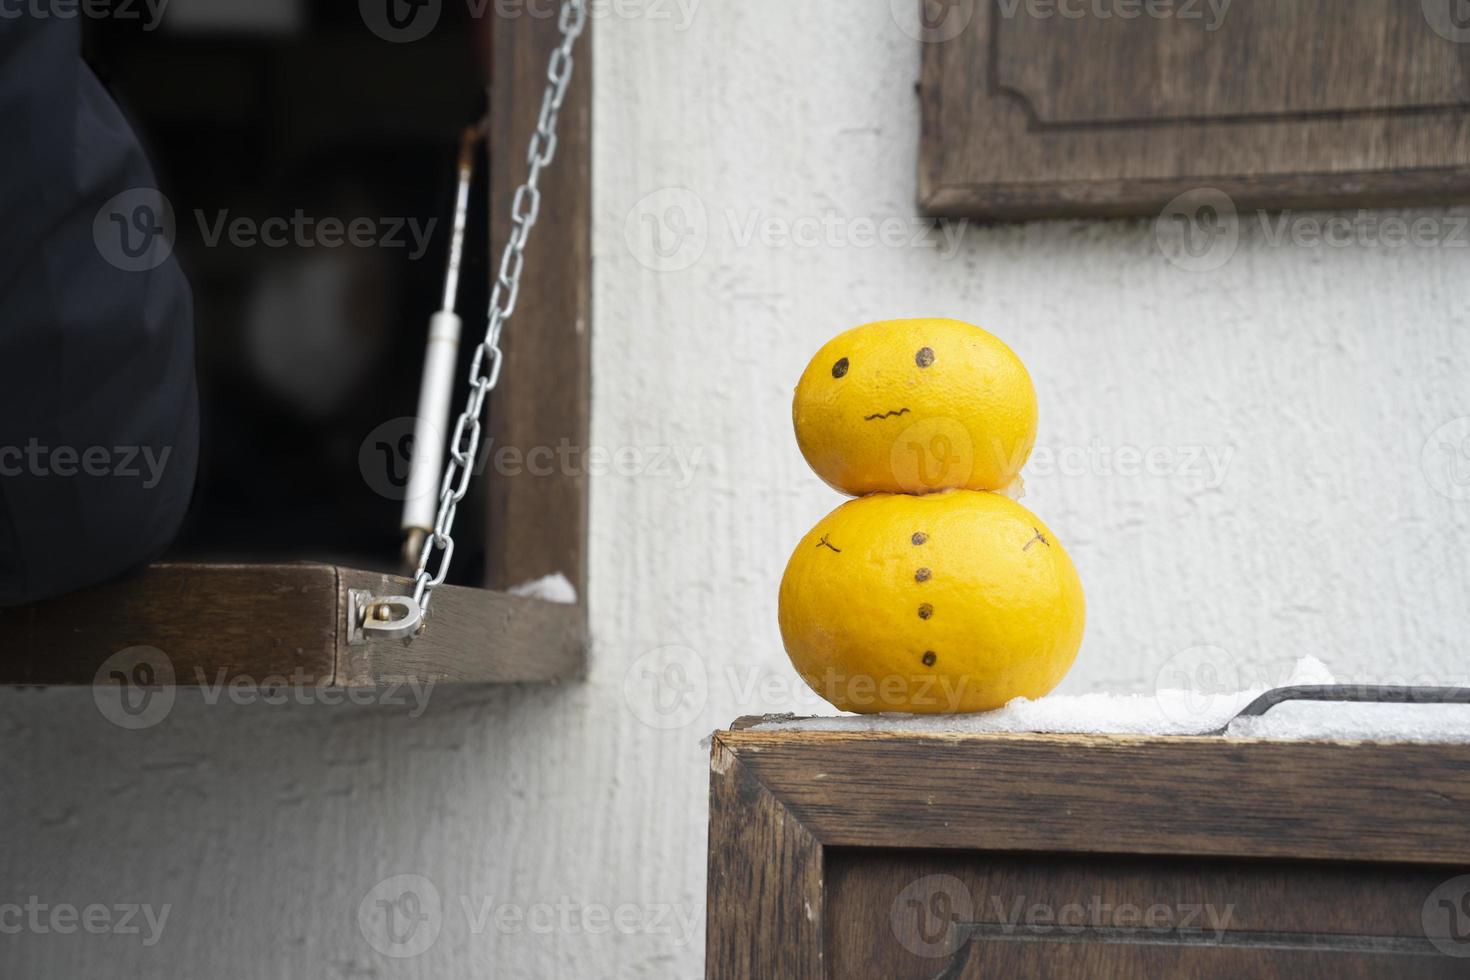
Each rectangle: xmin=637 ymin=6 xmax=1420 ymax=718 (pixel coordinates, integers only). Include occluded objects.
xmin=780 ymin=318 xmax=1082 ymax=715
xmin=792 ymin=318 xmax=1036 ymax=496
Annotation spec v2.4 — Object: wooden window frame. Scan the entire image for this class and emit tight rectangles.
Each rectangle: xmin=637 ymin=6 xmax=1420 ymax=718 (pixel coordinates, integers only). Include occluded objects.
xmin=0 ymin=13 xmax=591 ymax=688
xmin=707 ymin=723 xmax=1470 ymax=978
xmin=917 ymin=0 xmax=1470 ymax=219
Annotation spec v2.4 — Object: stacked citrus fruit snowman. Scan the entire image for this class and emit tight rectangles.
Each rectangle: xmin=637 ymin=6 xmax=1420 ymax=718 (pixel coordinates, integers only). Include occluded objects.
xmin=779 ymin=318 xmax=1085 ymax=714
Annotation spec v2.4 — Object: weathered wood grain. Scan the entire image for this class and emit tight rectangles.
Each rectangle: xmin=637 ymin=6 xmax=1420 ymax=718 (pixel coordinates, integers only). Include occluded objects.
xmin=721 ymin=729 xmax=1470 ymax=864
xmin=707 ymin=726 xmax=1470 ymax=978
xmin=334 ymin=567 xmax=584 ymax=686
xmin=0 ymin=563 xmax=585 ymax=687
xmin=919 ymin=0 xmax=1470 ymax=218
xmin=0 ymin=563 xmax=339 ymax=685
xmin=707 ymin=736 xmax=827 ymax=980
xmin=484 ymin=7 xmax=592 ymax=604
xmin=828 ymin=851 xmax=1470 ymax=979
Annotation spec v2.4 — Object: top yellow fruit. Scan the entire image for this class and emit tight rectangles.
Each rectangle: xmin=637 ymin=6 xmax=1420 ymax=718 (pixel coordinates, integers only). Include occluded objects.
xmin=792 ymin=318 xmax=1037 ymax=496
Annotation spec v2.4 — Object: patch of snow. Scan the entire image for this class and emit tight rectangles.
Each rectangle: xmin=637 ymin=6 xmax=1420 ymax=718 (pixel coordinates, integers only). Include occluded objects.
xmin=1228 ymin=702 xmax=1470 ymax=743
xmin=750 ymin=657 xmax=1470 ymax=743
xmin=506 ymin=572 xmax=578 ymax=605
xmin=995 ymin=474 xmax=1025 ymax=501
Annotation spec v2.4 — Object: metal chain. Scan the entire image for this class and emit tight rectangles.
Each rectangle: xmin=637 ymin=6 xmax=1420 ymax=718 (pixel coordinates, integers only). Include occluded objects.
xmin=409 ymin=0 xmax=588 ymax=618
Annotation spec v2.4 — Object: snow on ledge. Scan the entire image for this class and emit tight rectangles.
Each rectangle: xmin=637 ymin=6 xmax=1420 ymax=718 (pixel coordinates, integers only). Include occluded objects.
xmin=750 ymin=657 xmax=1470 ymax=743
xmin=506 ymin=572 xmax=578 ymax=605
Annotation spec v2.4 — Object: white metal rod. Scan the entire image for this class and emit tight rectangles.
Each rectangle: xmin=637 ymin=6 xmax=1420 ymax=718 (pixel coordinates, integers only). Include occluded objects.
xmin=440 ymin=129 xmax=477 ymax=312
xmin=402 ymin=309 xmax=463 ymax=538
xmin=401 ymin=123 xmax=484 ymax=563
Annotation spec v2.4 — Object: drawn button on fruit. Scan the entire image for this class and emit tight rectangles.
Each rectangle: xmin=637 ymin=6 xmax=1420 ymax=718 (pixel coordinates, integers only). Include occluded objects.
xmin=780 ymin=318 xmax=1084 ymax=714
xmin=780 ymin=491 xmax=1083 ymax=713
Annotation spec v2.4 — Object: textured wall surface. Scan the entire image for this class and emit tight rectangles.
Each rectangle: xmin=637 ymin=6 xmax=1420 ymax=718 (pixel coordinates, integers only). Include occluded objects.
xmin=4 ymin=3 xmax=1470 ymax=977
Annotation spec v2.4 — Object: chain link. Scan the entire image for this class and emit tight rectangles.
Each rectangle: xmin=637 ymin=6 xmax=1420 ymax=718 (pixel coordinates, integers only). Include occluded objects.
xmin=409 ymin=0 xmax=588 ymax=616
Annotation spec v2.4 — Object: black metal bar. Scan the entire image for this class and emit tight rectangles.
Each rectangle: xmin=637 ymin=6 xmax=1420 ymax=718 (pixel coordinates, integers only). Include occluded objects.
xmin=1212 ymin=685 xmax=1470 ymax=735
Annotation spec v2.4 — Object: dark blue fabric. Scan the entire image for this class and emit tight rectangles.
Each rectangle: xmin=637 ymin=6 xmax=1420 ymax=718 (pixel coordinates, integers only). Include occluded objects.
xmin=0 ymin=14 xmax=198 ymax=604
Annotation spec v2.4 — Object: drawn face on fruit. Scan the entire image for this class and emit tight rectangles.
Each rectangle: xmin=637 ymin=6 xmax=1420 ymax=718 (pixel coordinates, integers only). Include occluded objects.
xmin=792 ymin=318 xmax=1038 ymax=496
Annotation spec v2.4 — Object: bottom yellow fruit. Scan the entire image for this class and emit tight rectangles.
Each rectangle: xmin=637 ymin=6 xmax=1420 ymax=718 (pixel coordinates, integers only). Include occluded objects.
xmin=778 ymin=490 xmax=1085 ymax=714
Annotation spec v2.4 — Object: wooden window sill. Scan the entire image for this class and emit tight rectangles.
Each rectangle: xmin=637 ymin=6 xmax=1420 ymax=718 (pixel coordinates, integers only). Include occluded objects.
xmin=0 ymin=562 xmax=584 ymax=687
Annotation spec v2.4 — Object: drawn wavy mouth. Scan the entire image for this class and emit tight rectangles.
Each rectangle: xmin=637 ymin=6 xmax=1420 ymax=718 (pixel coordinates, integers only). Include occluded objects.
xmin=863 ymin=408 xmax=911 ymax=421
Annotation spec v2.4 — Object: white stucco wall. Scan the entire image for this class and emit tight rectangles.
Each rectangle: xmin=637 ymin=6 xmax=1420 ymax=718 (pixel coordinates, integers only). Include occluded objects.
xmin=5 ymin=3 xmax=1469 ymax=977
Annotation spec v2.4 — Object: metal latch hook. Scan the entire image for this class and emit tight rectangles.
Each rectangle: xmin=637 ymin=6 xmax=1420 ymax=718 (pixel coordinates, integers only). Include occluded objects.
xmin=348 ymin=590 xmax=424 ymax=645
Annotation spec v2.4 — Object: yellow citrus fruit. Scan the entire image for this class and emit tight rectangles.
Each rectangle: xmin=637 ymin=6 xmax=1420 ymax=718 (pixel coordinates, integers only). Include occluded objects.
xmin=778 ymin=490 xmax=1084 ymax=714
xmin=792 ymin=318 xmax=1037 ymax=496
